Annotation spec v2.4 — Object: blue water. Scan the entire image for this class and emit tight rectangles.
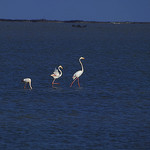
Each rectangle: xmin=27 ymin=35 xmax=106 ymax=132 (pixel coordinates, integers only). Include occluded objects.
xmin=0 ymin=22 xmax=150 ymax=150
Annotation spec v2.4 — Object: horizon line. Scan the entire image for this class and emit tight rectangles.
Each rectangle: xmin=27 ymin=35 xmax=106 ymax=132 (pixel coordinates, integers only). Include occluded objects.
xmin=0 ymin=18 xmax=150 ymax=24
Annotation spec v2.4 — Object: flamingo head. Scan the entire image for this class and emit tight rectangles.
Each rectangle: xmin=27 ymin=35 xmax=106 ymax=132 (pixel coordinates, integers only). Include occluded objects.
xmin=80 ymin=57 xmax=85 ymax=60
xmin=59 ymin=65 xmax=63 ymax=69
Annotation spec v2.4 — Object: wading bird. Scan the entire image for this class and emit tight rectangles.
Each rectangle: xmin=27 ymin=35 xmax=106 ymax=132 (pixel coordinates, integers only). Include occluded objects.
xmin=70 ymin=57 xmax=85 ymax=87
xmin=50 ymin=65 xmax=63 ymax=86
xmin=22 ymin=78 xmax=32 ymax=89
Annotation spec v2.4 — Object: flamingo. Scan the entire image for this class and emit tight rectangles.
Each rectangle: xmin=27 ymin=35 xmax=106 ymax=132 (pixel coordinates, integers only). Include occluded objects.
xmin=50 ymin=65 xmax=63 ymax=86
xmin=70 ymin=57 xmax=85 ymax=87
xmin=22 ymin=78 xmax=32 ymax=89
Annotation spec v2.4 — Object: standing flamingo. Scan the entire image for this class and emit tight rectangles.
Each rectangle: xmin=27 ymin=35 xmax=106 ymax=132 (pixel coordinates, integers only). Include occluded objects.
xmin=22 ymin=78 xmax=32 ymax=89
xmin=50 ymin=65 xmax=63 ymax=86
xmin=70 ymin=57 xmax=85 ymax=87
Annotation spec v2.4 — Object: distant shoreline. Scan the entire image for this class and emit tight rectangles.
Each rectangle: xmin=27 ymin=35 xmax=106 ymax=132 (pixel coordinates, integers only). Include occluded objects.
xmin=0 ymin=19 xmax=150 ymax=24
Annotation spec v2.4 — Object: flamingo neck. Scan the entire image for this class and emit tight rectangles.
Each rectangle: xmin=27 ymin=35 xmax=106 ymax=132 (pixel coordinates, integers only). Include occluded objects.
xmin=58 ymin=67 xmax=62 ymax=76
xmin=79 ymin=58 xmax=84 ymax=72
xmin=29 ymin=81 xmax=32 ymax=89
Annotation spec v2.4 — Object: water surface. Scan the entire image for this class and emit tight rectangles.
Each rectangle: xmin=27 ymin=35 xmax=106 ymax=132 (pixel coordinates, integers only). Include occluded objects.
xmin=0 ymin=22 xmax=150 ymax=149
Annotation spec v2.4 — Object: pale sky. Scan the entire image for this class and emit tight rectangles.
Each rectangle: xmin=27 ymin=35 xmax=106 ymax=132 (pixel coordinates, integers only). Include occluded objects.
xmin=0 ymin=0 xmax=150 ymax=22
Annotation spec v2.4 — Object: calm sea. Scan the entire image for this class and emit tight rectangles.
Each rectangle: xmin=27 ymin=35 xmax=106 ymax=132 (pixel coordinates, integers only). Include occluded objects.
xmin=0 ymin=22 xmax=150 ymax=150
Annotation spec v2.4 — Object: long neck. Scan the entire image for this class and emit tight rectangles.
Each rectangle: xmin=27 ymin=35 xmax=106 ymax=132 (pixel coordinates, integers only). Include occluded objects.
xmin=29 ymin=81 xmax=32 ymax=89
xmin=58 ymin=67 xmax=62 ymax=76
xmin=79 ymin=58 xmax=84 ymax=72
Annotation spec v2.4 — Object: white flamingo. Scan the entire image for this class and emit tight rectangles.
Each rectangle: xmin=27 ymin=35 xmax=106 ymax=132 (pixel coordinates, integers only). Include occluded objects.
xmin=22 ymin=78 xmax=32 ymax=89
xmin=50 ymin=65 xmax=63 ymax=86
xmin=70 ymin=57 xmax=85 ymax=87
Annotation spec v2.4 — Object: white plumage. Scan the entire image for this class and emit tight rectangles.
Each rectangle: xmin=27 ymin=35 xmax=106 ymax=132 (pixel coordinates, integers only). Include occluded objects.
xmin=52 ymin=68 xmax=60 ymax=78
xmin=22 ymin=78 xmax=32 ymax=89
xmin=72 ymin=70 xmax=83 ymax=80
xmin=50 ymin=65 xmax=63 ymax=86
xmin=70 ymin=57 xmax=85 ymax=87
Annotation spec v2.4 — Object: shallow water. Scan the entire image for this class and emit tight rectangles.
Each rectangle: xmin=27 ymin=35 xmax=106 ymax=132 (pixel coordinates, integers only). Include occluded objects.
xmin=0 ymin=22 xmax=150 ymax=149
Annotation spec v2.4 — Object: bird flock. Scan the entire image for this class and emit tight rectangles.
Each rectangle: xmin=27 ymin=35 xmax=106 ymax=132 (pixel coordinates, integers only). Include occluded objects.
xmin=22 ymin=57 xmax=85 ymax=89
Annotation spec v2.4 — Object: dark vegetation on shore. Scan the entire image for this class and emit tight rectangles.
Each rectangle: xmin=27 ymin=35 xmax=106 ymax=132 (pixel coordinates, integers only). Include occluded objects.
xmin=0 ymin=18 xmax=150 ymax=24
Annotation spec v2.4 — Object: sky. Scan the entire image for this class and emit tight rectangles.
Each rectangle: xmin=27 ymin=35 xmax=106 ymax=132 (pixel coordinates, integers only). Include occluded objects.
xmin=0 ymin=0 xmax=150 ymax=22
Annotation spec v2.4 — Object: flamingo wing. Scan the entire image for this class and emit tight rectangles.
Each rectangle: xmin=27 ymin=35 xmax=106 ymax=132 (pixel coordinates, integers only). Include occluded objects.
xmin=72 ymin=70 xmax=83 ymax=79
xmin=53 ymin=68 xmax=59 ymax=76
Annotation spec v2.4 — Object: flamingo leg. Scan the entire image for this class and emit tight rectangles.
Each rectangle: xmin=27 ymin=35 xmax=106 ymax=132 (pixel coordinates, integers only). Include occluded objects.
xmin=52 ymin=79 xmax=55 ymax=86
xmin=52 ymin=79 xmax=55 ymax=84
xmin=52 ymin=79 xmax=55 ymax=87
xmin=77 ymin=78 xmax=80 ymax=87
xmin=24 ymin=83 xmax=26 ymax=89
xmin=70 ymin=77 xmax=78 ymax=87
xmin=52 ymin=79 xmax=60 ymax=88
